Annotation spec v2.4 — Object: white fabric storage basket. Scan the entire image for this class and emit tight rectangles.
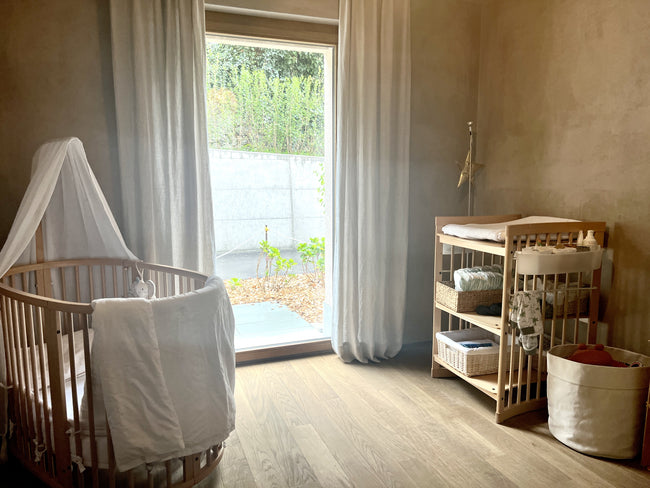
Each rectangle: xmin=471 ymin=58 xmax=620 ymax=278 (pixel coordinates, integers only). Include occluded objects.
xmin=547 ymin=344 xmax=650 ymax=459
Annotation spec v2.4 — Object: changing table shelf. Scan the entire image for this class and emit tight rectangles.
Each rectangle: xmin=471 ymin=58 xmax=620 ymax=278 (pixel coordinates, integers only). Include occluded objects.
xmin=433 ymin=354 xmax=546 ymax=401
xmin=435 ymin=303 xmax=501 ymax=334
xmin=432 ymin=215 xmax=606 ymax=424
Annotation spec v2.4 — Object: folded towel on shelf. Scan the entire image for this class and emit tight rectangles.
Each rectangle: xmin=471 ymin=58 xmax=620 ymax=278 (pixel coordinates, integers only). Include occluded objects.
xmin=454 ymin=264 xmax=503 ymax=291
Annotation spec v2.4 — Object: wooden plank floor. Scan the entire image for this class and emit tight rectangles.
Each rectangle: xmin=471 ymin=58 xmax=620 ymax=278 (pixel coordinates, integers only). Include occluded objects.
xmin=204 ymin=342 xmax=650 ymax=488
xmin=2 ymin=342 xmax=649 ymax=487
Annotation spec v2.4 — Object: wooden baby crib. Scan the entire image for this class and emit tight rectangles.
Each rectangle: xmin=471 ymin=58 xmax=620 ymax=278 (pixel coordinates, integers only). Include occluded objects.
xmin=0 ymin=257 xmax=225 ymax=488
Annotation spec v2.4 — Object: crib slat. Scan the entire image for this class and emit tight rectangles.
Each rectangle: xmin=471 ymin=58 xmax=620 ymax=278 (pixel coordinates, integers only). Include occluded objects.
xmin=80 ymin=313 xmax=100 ymax=488
xmin=183 ymin=454 xmax=195 ymax=481
xmin=113 ymin=265 xmax=118 ymax=298
xmin=17 ymin=302 xmax=38 ymax=448
xmin=166 ymin=460 xmax=173 ymax=487
xmin=10 ymin=297 xmax=32 ymax=459
xmin=2 ymin=296 xmax=25 ymax=458
xmin=60 ymin=267 xmax=67 ymax=301
xmin=1 ymin=296 xmax=15 ymax=387
xmin=101 ymin=265 xmax=107 ymax=299
xmin=24 ymin=304 xmax=45 ymax=458
xmin=75 ymin=266 xmax=81 ymax=303
xmin=64 ymin=312 xmax=84 ymax=486
xmin=123 ymin=267 xmax=129 ymax=299
xmin=153 ymin=270 xmax=159 ymax=297
xmin=34 ymin=306 xmax=53 ymax=456
xmin=88 ymin=266 xmax=95 ymax=302
xmin=42 ymin=308 xmax=73 ymax=486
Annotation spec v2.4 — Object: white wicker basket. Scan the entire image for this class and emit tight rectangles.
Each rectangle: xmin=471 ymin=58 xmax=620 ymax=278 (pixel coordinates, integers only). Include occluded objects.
xmin=436 ymin=328 xmax=509 ymax=376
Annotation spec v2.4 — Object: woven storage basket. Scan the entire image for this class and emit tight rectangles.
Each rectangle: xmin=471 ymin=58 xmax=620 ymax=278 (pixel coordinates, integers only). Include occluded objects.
xmin=435 ymin=281 xmax=502 ymax=313
xmin=544 ymin=289 xmax=590 ymax=318
xmin=436 ymin=328 xmax=517 ymax=376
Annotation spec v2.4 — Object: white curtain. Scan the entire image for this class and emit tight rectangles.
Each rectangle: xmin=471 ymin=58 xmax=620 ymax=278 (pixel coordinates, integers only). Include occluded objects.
xmin=110 ymin=0 xmax=215 ymax=274
xmin=332 ymin=0 xmax=411 ymax=362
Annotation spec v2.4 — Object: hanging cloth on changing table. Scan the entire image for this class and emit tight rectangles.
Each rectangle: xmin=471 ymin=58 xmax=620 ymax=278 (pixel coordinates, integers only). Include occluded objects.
xmin=509 ymin=291 xmax=544 ymax=355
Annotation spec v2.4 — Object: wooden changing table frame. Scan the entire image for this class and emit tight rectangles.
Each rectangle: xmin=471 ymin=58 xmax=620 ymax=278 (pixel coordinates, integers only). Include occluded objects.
xmin=432 ymin=215 xmax=606 ymax=423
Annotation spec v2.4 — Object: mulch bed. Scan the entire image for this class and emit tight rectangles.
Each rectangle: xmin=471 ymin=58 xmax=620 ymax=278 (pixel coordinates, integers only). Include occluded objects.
xmin=224 ymin=273 xmax=325 ymax=324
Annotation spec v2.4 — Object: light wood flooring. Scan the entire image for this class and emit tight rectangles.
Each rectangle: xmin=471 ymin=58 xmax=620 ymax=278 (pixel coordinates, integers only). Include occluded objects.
xmin=2 ymin=342 xmax=649 ymax=487
xmin=205 ymin=342 xmax=650 ymax=488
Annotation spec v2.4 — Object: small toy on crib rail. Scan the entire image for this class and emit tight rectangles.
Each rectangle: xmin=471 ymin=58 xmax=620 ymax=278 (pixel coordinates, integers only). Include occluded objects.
xmin=129 ymin=266 xmax=156 ymax=299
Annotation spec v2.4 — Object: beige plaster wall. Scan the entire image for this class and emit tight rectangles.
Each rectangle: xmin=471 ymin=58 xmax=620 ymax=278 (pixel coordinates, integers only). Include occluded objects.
xmin=476 ymin=0 xmax=650 ymax=354
xmin=0 ymin=0 xmax=120 ymax=245
xmin=404 ymin=0 xmax=482 ymax=343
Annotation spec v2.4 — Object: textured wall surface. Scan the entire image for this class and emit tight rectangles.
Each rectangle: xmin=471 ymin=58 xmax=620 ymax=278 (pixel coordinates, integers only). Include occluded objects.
xmin=0 ymin=0 xmax=120 ymax=245
xmin=404 ymin=0 xmax=482 ymax=343
xmin=210 ymin=150 xmax=325 ymax=252
xmin=476 ymin=0 xmax=650 ymax=354
xmin=3 ymin=0 xmax=643 ymax=353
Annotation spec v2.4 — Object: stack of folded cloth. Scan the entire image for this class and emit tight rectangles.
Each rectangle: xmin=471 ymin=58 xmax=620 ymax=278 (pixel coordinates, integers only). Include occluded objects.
xmin=453 ymin=264 xmax=503 ymax=291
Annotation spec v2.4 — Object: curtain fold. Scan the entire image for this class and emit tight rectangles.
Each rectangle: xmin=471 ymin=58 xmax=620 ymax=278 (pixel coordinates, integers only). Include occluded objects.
xmin=110 ymin=0 xmax=215 ymax=274
xmin=332 ymin=0 xmax=411 ymax=362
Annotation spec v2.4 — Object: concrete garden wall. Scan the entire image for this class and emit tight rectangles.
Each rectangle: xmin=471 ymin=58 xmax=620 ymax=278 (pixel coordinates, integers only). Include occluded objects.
xmin=210 ymin=149 xmax=325 ymax=252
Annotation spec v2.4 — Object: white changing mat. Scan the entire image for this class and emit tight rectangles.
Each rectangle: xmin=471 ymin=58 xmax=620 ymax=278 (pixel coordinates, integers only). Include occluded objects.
xmin=441 ymin=216 xmax=579 ymax=242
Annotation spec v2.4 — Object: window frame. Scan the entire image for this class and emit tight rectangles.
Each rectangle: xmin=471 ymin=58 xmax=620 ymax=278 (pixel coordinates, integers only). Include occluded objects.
xmin=205 ymin=10 xmax=338 ymax=364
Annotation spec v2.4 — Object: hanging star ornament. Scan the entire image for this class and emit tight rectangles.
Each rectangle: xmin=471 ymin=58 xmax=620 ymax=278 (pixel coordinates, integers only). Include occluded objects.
xmin=456 ymin=149 xmax=484 ymax=188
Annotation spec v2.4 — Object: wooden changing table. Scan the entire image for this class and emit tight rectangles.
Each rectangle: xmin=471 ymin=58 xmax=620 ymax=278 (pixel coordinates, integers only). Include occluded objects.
xmin=432 ymin=215 xmax=606 ymax=423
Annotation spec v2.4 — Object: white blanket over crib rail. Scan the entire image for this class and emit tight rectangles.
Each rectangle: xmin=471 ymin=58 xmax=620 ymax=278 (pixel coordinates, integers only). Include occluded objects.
xmin=89 ymin=276 xmax=235 ymax=472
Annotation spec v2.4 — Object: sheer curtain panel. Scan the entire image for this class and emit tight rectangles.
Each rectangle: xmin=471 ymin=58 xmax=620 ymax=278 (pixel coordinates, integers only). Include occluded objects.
xmin=332 ymin=0 xmax=411 ymax=362
xmin=110 ymin=0 xmax=215 ymax=273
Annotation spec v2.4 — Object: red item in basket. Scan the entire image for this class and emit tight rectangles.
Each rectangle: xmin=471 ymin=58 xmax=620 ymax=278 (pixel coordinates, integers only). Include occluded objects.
xmin=568 ymin=344 xmax=627 ymax=367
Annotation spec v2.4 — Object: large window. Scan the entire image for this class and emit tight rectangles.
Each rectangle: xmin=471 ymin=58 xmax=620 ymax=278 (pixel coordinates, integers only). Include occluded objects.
xmin=206 ymin=12 xmax=336 ymax=363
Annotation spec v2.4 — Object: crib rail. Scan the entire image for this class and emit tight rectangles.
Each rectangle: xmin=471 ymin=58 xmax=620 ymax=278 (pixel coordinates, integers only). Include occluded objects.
xmin=1 ymin=259 xmax=223 ymax=488
xmin=1 ymin=259 xmax=207 ymax=302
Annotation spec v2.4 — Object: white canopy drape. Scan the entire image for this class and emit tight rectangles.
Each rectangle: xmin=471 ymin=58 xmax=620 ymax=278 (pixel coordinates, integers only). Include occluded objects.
xmin=332 ymin=0 xmax=411 ymax=362
xmin=0 ymin=137 xmax=137 ymax=461
xmin=110 ymin=0 xmax=215 ymax=274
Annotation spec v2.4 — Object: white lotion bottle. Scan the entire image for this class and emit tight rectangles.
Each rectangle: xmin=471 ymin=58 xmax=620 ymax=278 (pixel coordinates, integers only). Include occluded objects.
xmin=583 ymin=230 xmax=599 ymax=251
